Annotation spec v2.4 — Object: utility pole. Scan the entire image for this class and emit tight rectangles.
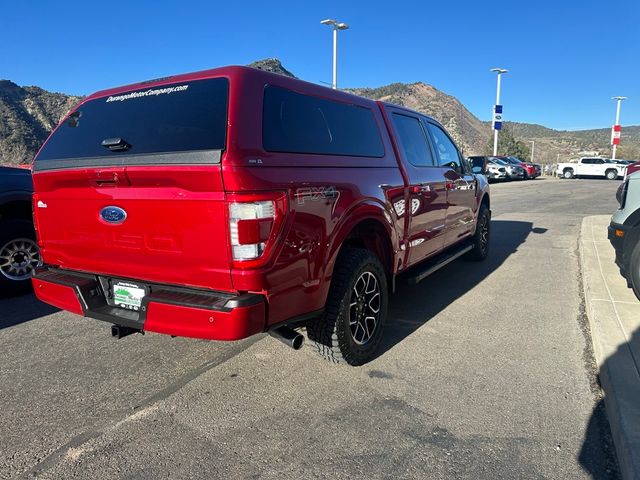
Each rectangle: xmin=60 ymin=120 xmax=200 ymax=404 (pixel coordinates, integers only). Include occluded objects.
xmin=320 ymin=19 xmax=349 ymax=89
xmin=611 ymin=96 xmax=627 ymax=160
xmin=490 ymin=68 xmax=508 ymax=156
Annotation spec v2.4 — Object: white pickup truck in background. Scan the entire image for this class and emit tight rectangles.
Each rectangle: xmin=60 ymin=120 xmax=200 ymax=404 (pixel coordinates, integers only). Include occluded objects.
xmin=557 ymin=157 xmax=627 ymax=180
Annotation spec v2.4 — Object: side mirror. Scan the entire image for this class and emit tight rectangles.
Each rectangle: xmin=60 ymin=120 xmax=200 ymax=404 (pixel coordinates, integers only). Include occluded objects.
xmin=469 ymin=157 xmax=487 ymax=175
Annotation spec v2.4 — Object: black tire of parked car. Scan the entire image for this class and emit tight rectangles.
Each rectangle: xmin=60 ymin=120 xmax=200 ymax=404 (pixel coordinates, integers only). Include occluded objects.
xmin=0 ymin=219 xmax=41 ymax=296
xmin=605 ymin=169 xmax=618 ymax=181
xmin=563 ymin=169 xmax=574 ymax=179
xmin=630 ymin=240 xmax=640 ymax=301
xmin=307 ymin=247 xmax=387 ymax=366
xmin=465 ymin=204 xmax=491 ymax=262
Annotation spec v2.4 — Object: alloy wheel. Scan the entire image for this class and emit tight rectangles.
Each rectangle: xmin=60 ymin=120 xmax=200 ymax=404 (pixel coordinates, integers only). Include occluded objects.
xmin=479 ymin=215 xmax=489 ymax=254
xmin=0 ymin=238 xmax=42 ymax=281
xmin=349 ymin=271 xmax=381 ymax=345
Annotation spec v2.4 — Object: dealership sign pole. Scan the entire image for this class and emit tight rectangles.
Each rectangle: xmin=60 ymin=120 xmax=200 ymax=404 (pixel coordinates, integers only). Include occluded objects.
xmin=611 ymin=96 xmax=627 ymax=160
xmin=490 ymin=68 xmax=508 ymax=156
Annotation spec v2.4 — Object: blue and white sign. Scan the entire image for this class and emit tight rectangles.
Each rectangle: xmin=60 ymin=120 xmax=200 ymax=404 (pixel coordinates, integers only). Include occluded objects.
xmin=492 ymin=104 xmax=503 ymax=130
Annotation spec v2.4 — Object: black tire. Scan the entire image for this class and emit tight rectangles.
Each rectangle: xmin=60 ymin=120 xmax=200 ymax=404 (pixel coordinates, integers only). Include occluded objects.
xmin=605 ymin=169 xmax=618 ymax=180
xmin=0 ymin=219 xmax=41 ymax=296
xmin=630 ymin=241 xmax=640 ymax=301
xmin=465 ymin=204 xmax=490 ymax=261
xmin=307 ymin=248 xmax=387 ymax=366
xmin=563 ymin=169 xmax=574 ymax=179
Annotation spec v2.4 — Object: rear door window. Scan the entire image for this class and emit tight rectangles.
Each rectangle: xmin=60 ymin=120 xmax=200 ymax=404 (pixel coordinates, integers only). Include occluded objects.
xmin=36 ymin=78 xmax=229 ymax=162
xmin=262 ymin=85 xmax=384 ymax=157
xmin=391 ymin=114 xmax=435 ymax=167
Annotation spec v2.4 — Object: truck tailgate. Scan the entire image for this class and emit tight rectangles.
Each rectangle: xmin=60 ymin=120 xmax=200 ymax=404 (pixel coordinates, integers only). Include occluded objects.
xmin=32 ymin=165 xmax=233 ymax=291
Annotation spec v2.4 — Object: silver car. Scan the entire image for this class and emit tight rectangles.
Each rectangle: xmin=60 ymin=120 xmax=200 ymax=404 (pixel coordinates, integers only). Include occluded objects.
xmin=489 ymin=157 xmax=525 ymax=180
xmin=486 ymin=162 xmax=508 ymax=182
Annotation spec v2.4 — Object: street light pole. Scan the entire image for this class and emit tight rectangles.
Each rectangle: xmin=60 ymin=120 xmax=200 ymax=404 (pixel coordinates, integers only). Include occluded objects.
xmin=530 ymin=140 xmax=535 ymax=163
xmin=333 ymin=27 xmax=337 ymax=90
xmin=490 ymin=68 xmax=508 ymax=156
xmin=611 ymin=96 xmax=627 ymax=160
xmin=320 ymin=19 xmax=349 ymax=89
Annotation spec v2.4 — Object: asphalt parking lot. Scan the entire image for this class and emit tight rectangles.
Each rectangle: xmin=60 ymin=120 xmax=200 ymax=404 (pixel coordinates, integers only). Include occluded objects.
xmin=0 ymin=178 xmax=623 ymax=479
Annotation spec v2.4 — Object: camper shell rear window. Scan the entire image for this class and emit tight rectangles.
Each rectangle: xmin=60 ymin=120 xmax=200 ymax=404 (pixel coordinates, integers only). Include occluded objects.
xmin=35 ymin=78 xmax=229 ymax=163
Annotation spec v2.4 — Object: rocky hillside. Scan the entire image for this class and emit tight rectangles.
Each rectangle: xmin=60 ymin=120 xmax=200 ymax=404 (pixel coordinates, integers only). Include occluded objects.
xmin=350 ymin=82 xmax=488 ymax=155
xmin=1 ymin=58 xmax=638 ymax=166
xmin=247 ymin=58 xmax=296 ymax=78
xmin=507 ymin=122 xmax=640 ymax=164
xmin=0 ymin=80 xmax=81 ymax=164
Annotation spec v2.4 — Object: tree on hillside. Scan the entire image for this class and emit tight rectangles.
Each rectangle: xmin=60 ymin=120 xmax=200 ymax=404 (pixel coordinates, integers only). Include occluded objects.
xmin=484 ymin=123 xmax=531 ymax=160
xmin=617 ymin=144 xmax=640 ymax=161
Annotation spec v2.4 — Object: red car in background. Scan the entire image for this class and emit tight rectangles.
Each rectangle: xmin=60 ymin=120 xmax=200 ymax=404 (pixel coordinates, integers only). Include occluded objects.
xmin=497 ymin=156 xmax=541 ymax=179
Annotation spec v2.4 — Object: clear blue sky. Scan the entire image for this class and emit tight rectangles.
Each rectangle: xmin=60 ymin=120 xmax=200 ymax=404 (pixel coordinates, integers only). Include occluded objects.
xmin=2 ymin=0 xmax=639 ymax=131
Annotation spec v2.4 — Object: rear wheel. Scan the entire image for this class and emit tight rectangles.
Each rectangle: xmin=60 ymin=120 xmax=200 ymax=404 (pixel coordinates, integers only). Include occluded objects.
xmin=563 ymin=169 xmax=574 ymax=179
xmin=0 ymin=219 xmax=42 ymax=296
xmin=630 ymin=241 xmax=640 ymax=301
xmin=465 ymin=204 xmax=490 ymax=262
xmin=606 ymin=169 xmax=618 ymax=180
xmin=307 ymin=248 xmax=387 ymax=366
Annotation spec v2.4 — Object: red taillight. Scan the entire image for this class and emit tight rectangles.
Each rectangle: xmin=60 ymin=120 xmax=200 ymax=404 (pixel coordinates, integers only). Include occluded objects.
xmin=227 ymin=192 xmax=287 ymax=268
xmin=236 ymin=218 xmax=274 ymax=245
xmin=32 ymin=193 xmax=42 ymax=242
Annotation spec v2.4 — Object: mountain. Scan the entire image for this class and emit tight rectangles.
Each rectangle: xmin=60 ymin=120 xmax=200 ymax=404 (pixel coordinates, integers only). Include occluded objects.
xmin=247 ymin=58 xmax=296 ymax=78
xmin=507 ymin=122 xmax=640 ymax=163
xmin=349 ymin=82 xmax=488 ymax=155
xmin=1 ymin=59 xmax=638 ymax=166
xmin=0 ymin=80 xmax=81 ymax=164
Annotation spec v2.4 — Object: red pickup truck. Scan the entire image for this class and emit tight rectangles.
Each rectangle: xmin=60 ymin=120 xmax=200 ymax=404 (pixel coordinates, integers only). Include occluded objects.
xmin=31 ymin=66 xmax=490 ymax=365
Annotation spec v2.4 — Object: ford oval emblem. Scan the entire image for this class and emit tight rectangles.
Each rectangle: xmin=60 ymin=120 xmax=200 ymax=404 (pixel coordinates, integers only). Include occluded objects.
xmin=100 ymin=206 xmax=127 ymax=224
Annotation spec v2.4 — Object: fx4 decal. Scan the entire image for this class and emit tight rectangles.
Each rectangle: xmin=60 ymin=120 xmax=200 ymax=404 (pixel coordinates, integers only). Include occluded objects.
xmin=295 ymin=186 xmax=340 ymax=205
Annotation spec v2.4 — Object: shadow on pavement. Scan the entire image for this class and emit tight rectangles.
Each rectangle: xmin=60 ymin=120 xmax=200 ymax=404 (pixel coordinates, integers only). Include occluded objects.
xmin=0 ymin=292 xmax=59 ymax=329
xmin=579 ymin=327 xmax=639 ymax=480
xmin=375 ymin=220 xmax=544 ymax=360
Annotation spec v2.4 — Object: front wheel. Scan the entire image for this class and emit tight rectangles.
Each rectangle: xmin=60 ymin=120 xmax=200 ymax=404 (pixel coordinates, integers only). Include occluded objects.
xmin=606 ymin=169 xmax=618 ymax=180
xmin=465 ymin=204 xmax=490 ymax=261
xmin=307 ymin=248 xmax=387 ymax=366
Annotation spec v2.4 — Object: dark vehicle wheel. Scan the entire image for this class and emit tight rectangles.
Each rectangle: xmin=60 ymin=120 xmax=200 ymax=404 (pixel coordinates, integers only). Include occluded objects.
xmin=563 ymin=169 xmax=574 ymax=179
xmin=630 ymin=241 xmax=640 ymax=301
xmin=465 ymin=204 xmax=490 ymax=262
xmin=307 ymin=248 xmax=387 ymax=366
xmin=605 ymin=169 xmax=618 ymax=180
xmin=0 ymin=219 xmax=42 ymax=296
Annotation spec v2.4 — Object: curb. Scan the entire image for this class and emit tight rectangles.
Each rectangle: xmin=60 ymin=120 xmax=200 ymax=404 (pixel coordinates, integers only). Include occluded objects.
xmin=579 ymin=215 xmax=640 ymax=480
